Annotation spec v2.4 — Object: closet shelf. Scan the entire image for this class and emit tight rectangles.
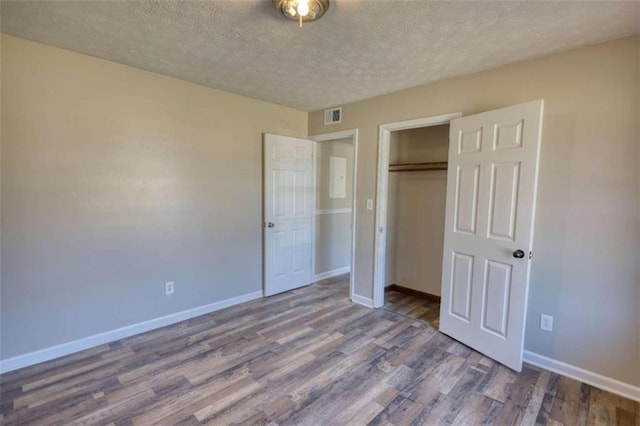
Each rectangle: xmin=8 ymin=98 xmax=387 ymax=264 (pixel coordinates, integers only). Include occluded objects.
xmin=388 ymin=161 xmax=448 ymax=173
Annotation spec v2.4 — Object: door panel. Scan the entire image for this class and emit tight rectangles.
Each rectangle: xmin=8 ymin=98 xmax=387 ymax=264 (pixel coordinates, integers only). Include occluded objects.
xmin=264 ymin=133 xmax=314 ymax=297
xmin=440 ymin=100 xmax=544 ymax=371
xmin=488 ymin=162 xmax=520 ymax=241
xmin=494 ymin=120 xmax=524 ymax=150
xmin=272 ymin=229 xmax=288 ymax=277
xmin=458 ymin=128 xmax=483 ymax=154
xmin=450 ymin=252 xmax=474 ymax=321
xmin=481 ymin=259 xmax=512 ymax=338
xmin=293 ymin=171 xmax=307 ymax=215
xmin=273 ymin=170 xmax=288 ymax=217
xmin=455 ymin=165 xmax=480 ymax=235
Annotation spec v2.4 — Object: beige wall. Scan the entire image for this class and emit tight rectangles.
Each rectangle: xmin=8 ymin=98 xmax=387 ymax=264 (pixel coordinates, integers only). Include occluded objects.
xmin=315 ymin=139 xmax=353 ymax=274
xmin=389 ymin=125 xmax=449 ymax=164
xmin=309 ymin=36 xmax=640 ymax=386
xmin=386 ymin=126 xmax=448 ymax=296
xmin=315 ymin=213 xmax=352 ymax=275
xmin=316 ymin=139 xmax=354 ymax=210
xmin=0 ymin=35 xmax=308 ymax=359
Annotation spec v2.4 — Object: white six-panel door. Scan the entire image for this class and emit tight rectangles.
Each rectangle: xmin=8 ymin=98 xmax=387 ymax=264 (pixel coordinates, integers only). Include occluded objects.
xmin=440 ymin=100 xmax=544 ymax=371
xmin=263 ymin=133 xmax=314 ymax=297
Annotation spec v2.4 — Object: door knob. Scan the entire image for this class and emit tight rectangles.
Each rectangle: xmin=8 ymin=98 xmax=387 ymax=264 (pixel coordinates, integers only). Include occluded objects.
xmin=267 ymin=222 xmax=275 ymax=228
xmin=513 ymin=249 xmax=525 ymax=259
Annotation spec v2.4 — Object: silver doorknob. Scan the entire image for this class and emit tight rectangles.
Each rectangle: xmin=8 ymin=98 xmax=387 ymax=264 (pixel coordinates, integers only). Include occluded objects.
xmin=513 ymin=249 xmax=525 ymax=259
xmin=267 ymin=222 xmax=275 ymax=228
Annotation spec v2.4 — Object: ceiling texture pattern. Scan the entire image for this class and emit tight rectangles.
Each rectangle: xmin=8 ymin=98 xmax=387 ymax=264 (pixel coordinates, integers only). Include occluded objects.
xmin=1 ymin=1 xmax=638 ymax=111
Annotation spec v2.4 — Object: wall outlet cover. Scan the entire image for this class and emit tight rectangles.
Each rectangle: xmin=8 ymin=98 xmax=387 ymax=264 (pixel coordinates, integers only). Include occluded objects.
xmin=165 ymin=281 xmax=174 ymax=295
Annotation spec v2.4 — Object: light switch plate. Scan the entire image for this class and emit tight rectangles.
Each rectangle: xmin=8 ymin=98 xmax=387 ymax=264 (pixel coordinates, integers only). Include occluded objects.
xmin=540 ymin=314 xmax=553 ymax=332
xmin=366 ymin=199 xmax=374 ymax=210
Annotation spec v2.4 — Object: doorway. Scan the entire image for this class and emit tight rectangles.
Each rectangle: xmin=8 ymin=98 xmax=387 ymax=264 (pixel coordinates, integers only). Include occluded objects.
xmin=385 ymin=124 xmax=450 ymax=305
xmin=310 ymin=129 xmax=358 ymax=301
xmin=373 ymin=113 xmax=461 ymax=307
xmin=263 ymin=130 xmax=358 ymax=300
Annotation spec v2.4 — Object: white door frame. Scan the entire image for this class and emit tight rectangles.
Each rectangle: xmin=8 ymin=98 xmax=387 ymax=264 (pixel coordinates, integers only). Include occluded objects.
xmin=309 ymin=129 xmax=359 ymax=301
xmin=373 ymin=113 xmax=461 ymax=308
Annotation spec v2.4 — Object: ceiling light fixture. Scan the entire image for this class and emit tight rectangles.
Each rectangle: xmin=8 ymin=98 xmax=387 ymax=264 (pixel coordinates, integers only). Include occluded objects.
xmin=273 ymin=0 xmax=329 ymax=28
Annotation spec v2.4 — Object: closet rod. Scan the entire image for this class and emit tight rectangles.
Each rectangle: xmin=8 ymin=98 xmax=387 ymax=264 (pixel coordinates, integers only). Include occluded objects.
xmin=388 ymin=161 xmax=448 ymax=173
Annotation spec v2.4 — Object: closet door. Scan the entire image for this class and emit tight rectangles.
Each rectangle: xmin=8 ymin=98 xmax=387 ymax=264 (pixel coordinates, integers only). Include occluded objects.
xmin=440 ymin=100 xmax=543 ymax=371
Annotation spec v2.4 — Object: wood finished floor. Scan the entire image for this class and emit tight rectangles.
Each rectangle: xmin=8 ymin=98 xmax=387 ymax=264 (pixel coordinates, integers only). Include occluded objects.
xmin=1 ymin=275 xmax=637 ymax=425
xmin=383 ymin=288 xmax=440 ymax=329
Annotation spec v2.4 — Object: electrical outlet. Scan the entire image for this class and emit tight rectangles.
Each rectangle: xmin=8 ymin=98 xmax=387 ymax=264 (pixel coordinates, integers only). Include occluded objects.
xmin=165 ymin=281 xmax=174 ymax=296
xmin=540 ymin=314 xmax=553 ymax=332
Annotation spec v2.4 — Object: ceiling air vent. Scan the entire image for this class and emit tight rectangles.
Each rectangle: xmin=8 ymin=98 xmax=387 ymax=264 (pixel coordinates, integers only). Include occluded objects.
xmin=324 ymin=107 xmax=342 ymax=125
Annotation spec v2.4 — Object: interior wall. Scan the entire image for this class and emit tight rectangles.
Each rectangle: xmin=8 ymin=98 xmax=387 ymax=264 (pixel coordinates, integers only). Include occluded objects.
xmin=315 ymin=139 xmax=353 ymax=275
xmin=0 ymin=35 xmax=308 ymax=360
xmin=385 ymin=126 xmax=448 ymax=296
xmin=308 ymin=36 xmax=640 ymax=387
xmin=389 ymin=125 xmax=450 ymax=164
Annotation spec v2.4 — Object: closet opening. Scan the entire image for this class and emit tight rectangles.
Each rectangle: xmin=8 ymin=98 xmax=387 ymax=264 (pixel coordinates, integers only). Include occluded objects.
xmin=384 ymin=124 xmax=449 ymax=326
xmin=373 ymin=113 xmax=461 ymax=312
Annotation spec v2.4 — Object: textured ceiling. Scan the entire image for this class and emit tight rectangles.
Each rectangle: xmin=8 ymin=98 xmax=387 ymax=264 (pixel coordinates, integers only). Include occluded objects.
xmin=1 ymin=1 xmax=638 ymax=111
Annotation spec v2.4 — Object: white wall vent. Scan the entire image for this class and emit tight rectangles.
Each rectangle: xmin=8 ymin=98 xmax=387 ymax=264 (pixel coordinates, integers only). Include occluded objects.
xmin=324 ymin=107 xmax=342 ymax=125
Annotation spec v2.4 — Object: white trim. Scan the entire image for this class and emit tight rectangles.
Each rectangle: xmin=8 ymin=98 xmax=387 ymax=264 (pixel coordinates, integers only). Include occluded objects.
xmin=0 ymin=290 xmax=263 ymax=374
xmin=524 ymin=350 xmax=640 ymax=402
xmin=311 ymin=140 xmax=318 ymax=289
xmin=314 ymin=266 xmax=351 ymax=282
xmin=311 ymin=129 xmax=356 ymax=142
xmin=373 ymin=113 xmax=462 ymax=309
xmin=310 ymin=129 xmax=359 ymax=303
xmin=351 ymin=294 xmax=374 ymax=308
xmin=315 ymin=208 xmax=352 ymax=215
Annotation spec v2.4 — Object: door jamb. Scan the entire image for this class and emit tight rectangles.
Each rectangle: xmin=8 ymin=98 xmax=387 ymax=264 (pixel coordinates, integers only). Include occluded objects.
xmin=373 ymin=113 xmax=461 ymax=308
xmin=309 ymin=129 xmax=359 ymax=302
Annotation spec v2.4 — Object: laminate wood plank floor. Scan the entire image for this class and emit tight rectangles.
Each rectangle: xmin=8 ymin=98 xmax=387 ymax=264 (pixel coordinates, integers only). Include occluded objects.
xmin=1 ymin=275 xmax=637 ymax=425
xmin=384 ymin=288 xmax=440 ymax=328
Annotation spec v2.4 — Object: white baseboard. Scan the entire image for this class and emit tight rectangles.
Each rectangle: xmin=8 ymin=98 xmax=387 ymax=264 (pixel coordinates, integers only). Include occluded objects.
xmin=351 ymin=294 xmax=374 ymax=309
xmin=314 ymin=266 xmax=350 ymax=282
xmin=523 ymin=350 xmax=640 ymax=402
xmin=0 ymin=290 xmax=263 ymax=374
